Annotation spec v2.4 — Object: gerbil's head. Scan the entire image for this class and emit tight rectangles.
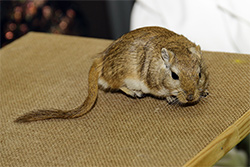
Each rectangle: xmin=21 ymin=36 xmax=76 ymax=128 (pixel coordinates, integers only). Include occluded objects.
xmin=161 ymin=45 xmax=209 ymax=104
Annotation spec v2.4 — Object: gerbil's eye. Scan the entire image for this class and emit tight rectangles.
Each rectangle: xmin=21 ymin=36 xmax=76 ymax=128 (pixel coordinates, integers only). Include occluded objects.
xmin=199 ymin=72 xmax=202 ymax=78
xmin=171 ymin=71 xmax=179 ymax=80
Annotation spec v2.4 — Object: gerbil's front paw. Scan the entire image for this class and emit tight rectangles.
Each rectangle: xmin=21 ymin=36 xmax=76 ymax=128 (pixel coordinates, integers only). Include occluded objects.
xmin=166 ymin=96 xmax=178 ymax=104
xmin=201 ymin=90 xmax=209 ymax=98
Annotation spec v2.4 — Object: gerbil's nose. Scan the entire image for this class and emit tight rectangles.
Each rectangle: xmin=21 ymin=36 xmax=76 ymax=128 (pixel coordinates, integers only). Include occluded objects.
xmin=187 ymin=94 xmax=194 ymax=101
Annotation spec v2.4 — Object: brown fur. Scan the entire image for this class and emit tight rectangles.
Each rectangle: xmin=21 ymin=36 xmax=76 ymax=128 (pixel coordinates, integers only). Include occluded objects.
xmin=15 ymin=26 xmax=209 ymax=123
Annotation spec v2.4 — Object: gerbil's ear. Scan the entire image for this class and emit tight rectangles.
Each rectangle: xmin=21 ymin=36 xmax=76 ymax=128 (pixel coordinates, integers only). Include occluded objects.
xmin=189 ymin=45 xmax=202 ymax=59
xmin=161 ymin=48 xmax=175 ymax=65
xmin=196 ymin=45 xmax=201 ymax=52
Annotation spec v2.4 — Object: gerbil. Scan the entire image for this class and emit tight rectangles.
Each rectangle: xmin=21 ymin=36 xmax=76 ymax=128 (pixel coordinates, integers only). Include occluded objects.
xmin=15 ymin=26 xmax=209 ymax=123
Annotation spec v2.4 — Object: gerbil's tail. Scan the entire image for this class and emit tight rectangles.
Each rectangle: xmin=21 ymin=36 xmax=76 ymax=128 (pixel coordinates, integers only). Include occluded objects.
xmin=15 ymin=58 xmax=102 ymax=123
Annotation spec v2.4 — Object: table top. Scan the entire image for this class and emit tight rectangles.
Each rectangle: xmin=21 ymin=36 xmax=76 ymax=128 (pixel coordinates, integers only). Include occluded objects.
xmin=1 ymin=32 xmax=249 ymax=166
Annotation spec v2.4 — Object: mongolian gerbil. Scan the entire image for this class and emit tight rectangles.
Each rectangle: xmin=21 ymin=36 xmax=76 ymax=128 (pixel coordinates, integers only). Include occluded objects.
xmin=15 ymin=26 xmax=209 ymax=123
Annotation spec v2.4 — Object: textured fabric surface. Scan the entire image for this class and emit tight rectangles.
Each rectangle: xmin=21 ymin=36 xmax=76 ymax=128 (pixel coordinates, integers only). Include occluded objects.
xmin=0 ymin=32 xmax=249 ymax=166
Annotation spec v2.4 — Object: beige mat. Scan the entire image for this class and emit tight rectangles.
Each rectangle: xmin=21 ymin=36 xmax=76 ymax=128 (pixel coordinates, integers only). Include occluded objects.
xmin=1 ymin=32 xmax=249 ymax=166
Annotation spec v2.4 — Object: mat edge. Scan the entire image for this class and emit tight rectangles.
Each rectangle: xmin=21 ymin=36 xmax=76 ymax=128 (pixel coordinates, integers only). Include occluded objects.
xmin=183 ymin=109 xmax=250 ymax=167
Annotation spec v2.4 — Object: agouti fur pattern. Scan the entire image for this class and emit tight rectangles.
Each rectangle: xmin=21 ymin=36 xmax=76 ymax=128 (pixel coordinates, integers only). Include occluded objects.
xmin=15 ymin=26 xmax=209 ymax=123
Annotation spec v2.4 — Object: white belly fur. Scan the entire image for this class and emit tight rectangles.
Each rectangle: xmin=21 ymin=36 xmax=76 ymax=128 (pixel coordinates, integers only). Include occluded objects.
xmin=124 ymin=78 xmax=150 ymax=94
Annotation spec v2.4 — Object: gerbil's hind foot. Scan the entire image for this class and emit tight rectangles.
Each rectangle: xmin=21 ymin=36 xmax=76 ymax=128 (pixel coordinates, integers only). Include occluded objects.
xmin=120 ymin=87 xmax=136 ymax=97
xmin=166 ymin=96 xmax=178 ymax=104
xmin=134 ymin=90 xmax=144 ymax=98
xmin=120 ymin=87 xmax=144 ymax=98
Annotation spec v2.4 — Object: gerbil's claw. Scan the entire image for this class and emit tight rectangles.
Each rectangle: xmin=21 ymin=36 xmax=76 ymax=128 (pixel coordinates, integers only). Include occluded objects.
xmin=166 ymin=96 xmax=178 ymax=104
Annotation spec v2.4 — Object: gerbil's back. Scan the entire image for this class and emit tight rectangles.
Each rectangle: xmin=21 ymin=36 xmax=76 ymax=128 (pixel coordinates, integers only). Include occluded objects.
xmin=100 ymin=27 xmax=179 ymax=88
